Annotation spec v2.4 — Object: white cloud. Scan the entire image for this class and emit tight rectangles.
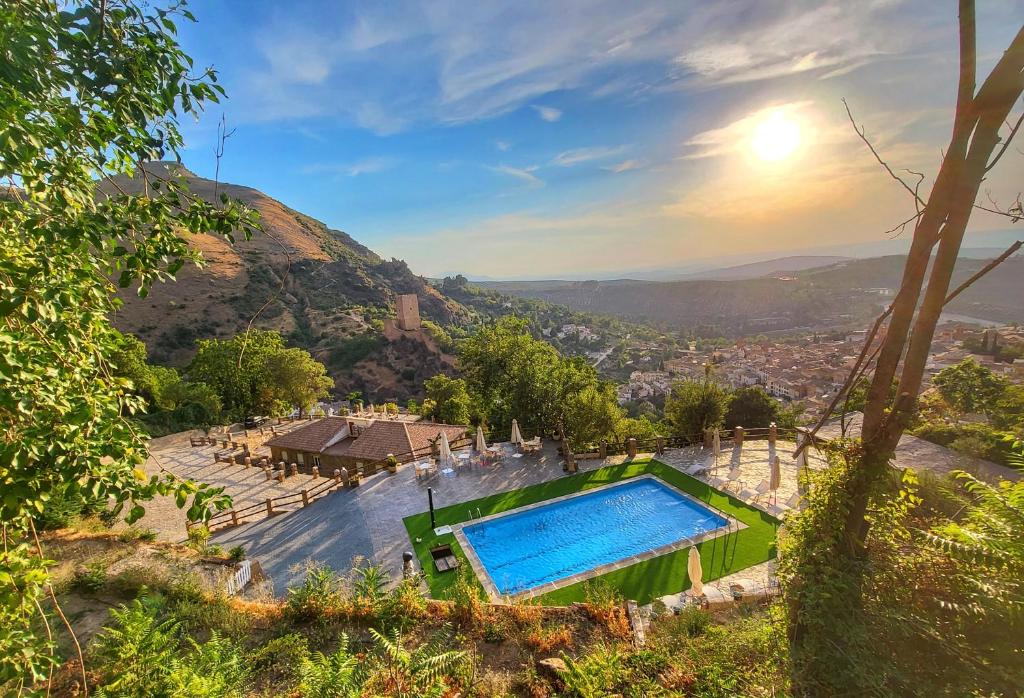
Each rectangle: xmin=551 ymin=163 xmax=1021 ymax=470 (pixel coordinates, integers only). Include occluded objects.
xmin=231 ymin=0 xmax=965 ymax=132
xmin=532 ymin=105 xmax=563 ymax=122
xmin=552 ymin=145 xmax=627 ymax=166
xmin=488 ymin=164 xmax=544 ymax=187
xmin=495 ymin=140 xmax=512 ymax=151
xmin=301 ymin=156 xmax=397 ymax=177
xmin=605 ymin=159 xmax=645 ymax=173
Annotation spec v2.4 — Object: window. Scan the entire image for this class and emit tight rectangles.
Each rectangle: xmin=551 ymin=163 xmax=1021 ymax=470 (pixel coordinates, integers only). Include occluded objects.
xmin=313 ymin=455 xmax=321 ymax=468
xmin=297 ymin=453 xmax=304 ymax=465
xmin=281 ymin=450 xmax=288 ymax=462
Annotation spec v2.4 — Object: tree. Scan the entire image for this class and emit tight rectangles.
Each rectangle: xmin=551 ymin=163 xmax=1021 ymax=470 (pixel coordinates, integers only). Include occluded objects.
xmin=723 ymin=386 xmax=779 ymax=429
xmin=458 ymin=316 xmax=613 ymax=441
xmin=189 ymin=330 xmax=286 ymax=420
xmin=664 ymin=380 xmax=728 ymax=439
xmin=787 ymin=5 xmax=1024 ymax=693
xmin=265 ymin=347 xmax=333 ymax=417
xmin=932 ymin=358 xmax=1008 ymax=418
xmin=1 ymin=0 xmax=255 ymax=684
xmin=423 ymin=374 xmax=474 ymax=425
xmin=563 ymin=384 xmax=624 ymax=449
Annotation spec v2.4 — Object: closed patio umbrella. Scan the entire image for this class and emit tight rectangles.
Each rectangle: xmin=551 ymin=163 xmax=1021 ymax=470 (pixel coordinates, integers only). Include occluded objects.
xmin=439 ymin=431 xmax=453 ymax=468
xmin=474 ymin=425 xmax=487 ymax=452
xmin=368 ymin=403 xmax=375 ymax=416
xmin=687 ymin=546 xmax=704 ymax=597
xmin=712 ymin=428 xmax=721 ymax=460
xmin=510 ymin=419 xmax=523 ymax=445
xmin=769 ymin=455 xmax=782 ymax=503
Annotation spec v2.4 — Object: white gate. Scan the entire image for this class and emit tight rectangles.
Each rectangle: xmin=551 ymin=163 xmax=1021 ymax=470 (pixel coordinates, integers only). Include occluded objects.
xmin=225 ymin=560 xmax=252 ymax=596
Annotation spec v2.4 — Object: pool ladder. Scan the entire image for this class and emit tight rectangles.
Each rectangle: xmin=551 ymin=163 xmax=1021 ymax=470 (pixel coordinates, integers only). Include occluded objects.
xmin=467 ymin=507 xmax=483 ymax=520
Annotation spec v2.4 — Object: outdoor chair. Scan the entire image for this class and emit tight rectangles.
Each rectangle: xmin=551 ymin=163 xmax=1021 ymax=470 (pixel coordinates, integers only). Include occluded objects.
xmin=521 ymin=436 xmax=542 ymax=453
xmin=723 ymin=467 xmax=744 ymax=492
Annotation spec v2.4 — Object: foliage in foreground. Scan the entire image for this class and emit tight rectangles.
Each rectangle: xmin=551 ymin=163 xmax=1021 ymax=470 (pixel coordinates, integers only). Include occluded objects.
xmin=779 ymin=441 xmax=1024 ymax=696
xmin=0 ymin=0 xmax=255 ymax=686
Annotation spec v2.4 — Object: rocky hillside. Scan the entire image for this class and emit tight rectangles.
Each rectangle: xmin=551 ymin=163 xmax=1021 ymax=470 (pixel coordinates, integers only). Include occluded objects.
xmin=109 ymin=163 xmax=468 ymax=401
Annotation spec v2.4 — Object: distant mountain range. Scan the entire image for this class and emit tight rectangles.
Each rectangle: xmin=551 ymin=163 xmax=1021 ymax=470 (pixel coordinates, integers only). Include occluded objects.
xmin=477 ymin=254 xmax=1024 ymax=334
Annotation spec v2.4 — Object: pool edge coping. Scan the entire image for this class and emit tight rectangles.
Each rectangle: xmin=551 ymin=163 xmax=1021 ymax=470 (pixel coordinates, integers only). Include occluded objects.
xmin=451 ymin=473 xmax=748 ymax=603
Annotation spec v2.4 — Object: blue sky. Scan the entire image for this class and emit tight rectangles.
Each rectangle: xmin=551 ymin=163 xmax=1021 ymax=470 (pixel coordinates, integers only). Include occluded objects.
xmin=175 ymin=1 xmax=1024 ymax=279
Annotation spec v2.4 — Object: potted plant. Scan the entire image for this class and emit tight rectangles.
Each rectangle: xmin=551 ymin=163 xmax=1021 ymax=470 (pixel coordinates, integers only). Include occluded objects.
xmin=385 ymin=453 xmax=399 ymax=474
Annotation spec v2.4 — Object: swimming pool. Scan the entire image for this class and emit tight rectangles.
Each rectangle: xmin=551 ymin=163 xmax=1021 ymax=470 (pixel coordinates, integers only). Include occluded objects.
xmin=459 ymin=476 xmax=730 ymax=596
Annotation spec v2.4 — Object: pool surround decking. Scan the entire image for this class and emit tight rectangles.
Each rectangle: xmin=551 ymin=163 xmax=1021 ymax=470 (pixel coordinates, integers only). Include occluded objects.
xmin=405 ymin=456 xmax=782 ymax=605
xmin=452 ymin=473 xmax=746 ymax=601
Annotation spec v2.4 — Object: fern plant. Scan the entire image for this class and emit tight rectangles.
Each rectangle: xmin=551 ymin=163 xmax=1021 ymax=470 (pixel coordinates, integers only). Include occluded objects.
xmin=558 ymin=645 xmax=625 ymax=698
xmin=922 ymin=469 xmax=1024 ymax=618
xmin=298 ymin=633 xmax=364 ymax=698
xmin=92 ymin=599 xmax=179 ymax=697
xmin=364 ymin=625 xmax=468 ymax=697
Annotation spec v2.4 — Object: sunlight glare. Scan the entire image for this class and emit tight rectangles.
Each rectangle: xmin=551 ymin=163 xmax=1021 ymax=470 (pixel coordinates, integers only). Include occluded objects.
xmin=750 ymin=110 xmax=802 ymax=162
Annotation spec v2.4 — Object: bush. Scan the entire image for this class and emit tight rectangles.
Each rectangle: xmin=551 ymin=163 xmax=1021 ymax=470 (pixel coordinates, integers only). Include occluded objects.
xmin=285 ymin=563 xmax=344 ymax=622
xmin=227 ymin=545 xmax=246 ymax=562
xmin=74 ymin=563 xmax=108 ymax=593
xmin=118 ymin=527 xmax=158 ymax=543
xmin=186 ymin=525 xmax=211 ymax=553
xmin=251 ymin=633 xmax=311 ymax=689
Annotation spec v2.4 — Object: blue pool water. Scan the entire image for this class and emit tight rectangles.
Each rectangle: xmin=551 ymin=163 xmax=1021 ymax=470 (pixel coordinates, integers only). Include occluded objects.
xmin=462 ymin=478 xmax=727 ymax=595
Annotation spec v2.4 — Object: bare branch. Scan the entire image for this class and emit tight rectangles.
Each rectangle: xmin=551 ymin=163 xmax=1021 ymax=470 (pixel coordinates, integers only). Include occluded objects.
xmin=985 ymin=111 xmax=1024 ymax=172
xmin=843 ymin=98 xmax=928 ymax=209
xmin=794 ymin=238 xmax=1023 ymax=457
xmin=882 ymin=211 xmax=924 ymax=239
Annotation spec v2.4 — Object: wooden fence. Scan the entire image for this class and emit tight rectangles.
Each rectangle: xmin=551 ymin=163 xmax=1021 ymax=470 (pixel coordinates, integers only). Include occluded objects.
xmin=196 ymin=435 xmax=473 ymax=534
xmin=566 ymin=424 xmax=803 ymax=470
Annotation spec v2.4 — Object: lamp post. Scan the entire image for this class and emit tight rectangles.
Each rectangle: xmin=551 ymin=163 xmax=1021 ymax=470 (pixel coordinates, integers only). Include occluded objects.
xmin=427 ymin=487 xmax=436 ymax=530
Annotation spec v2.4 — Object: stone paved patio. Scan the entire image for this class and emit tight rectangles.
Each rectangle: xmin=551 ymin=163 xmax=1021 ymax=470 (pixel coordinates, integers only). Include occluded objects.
xmin=137 ymin=423 xmax=321 ymax=541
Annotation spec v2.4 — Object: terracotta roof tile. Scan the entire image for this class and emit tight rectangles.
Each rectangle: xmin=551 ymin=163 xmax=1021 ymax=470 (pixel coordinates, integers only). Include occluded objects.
xmin=264 ymin=416 xmax=349 ymax=453
xmin=321 ymin=420 xmax=468 ymax=462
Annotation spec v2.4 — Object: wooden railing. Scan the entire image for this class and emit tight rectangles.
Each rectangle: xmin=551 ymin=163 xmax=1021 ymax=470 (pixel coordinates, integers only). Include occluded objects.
xmin=197 ymin=435 xmax=474 ymax=534
xmin=568 ymin=425 xmax=803 ymax=468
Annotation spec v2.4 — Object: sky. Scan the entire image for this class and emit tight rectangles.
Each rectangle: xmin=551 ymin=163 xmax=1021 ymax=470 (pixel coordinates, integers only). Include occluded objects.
xmin=174 ymin=0 xmax=1024 ymax=279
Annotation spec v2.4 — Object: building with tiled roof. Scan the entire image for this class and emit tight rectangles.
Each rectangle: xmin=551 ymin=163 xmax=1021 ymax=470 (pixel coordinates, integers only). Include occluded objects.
xmin=265 ymin=417 xmax=469 ymax=475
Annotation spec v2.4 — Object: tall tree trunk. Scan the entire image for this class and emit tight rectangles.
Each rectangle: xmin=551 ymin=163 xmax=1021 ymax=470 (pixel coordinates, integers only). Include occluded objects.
xmin=846 ymin=3 xmax=1024 ymax=552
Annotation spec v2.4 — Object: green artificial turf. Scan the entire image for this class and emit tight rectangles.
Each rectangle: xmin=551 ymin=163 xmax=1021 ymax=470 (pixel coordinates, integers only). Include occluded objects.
xmin=402 ymin=458 xmax=780 ymax=605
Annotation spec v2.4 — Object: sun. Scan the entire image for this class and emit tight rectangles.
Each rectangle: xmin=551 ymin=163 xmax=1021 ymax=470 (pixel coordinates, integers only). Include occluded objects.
xmin=750 ymin=110 xmax=802 ymax=162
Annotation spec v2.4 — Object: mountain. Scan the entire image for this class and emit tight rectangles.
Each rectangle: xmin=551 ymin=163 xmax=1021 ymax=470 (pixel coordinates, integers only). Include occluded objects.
xmin=108 ymin=163 xmax=468 ymax=401
xmin=675 ymin=255 xmax=853 ymax=280
xmin=488 ymin=254 xmax=1024 ymax=334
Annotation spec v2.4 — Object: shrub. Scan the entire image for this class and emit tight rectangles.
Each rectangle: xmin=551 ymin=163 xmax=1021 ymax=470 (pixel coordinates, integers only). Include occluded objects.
xmin=582 ymin=579 xmax=630 ymax=640
xmin=118 ymin=527 xmax=158 ymax=543
xmin=286 ymin=563 xmax=344 ymax=622
xmin=446 ymin=564 xmax=485 ymax=629
xmin=186 ymin=525 xmax=211 ymax=553
xmin=227 ymin=545 xmax=246 ymax=562
xmin=525 ymin=625 xmax=574 ymax=654
xmin=250 ymin=633 xmax=311 ymax=689
xmin=74 ymin=563 xmax=108 ymax=593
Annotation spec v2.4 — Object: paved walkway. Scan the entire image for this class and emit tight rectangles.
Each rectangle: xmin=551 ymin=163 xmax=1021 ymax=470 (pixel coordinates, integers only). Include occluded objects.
xmin=138 ymin=424 xmax=320 ymax=542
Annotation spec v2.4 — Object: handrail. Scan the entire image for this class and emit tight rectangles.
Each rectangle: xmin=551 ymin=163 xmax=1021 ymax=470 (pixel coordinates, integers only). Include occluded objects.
xmin=200 ymin=433 xmax=476 ymax=533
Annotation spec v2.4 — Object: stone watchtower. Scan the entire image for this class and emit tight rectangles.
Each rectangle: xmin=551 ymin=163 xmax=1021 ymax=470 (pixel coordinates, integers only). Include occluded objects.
xmin=395 ymin=293 xmax=421 ymax=331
